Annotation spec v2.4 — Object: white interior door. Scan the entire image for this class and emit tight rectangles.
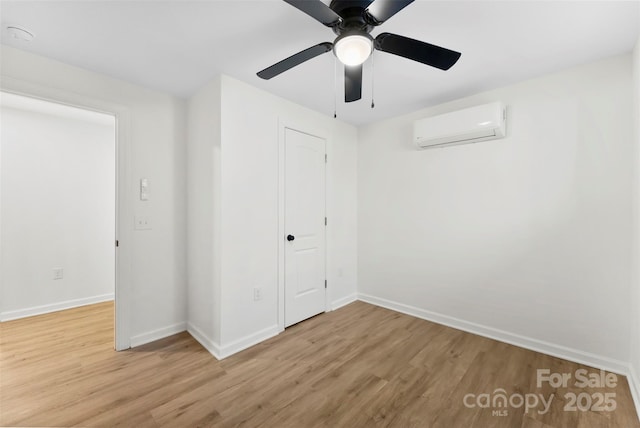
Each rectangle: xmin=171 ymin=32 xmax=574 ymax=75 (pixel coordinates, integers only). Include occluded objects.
xmin=284 ymin=128 xmax=326 ymax=327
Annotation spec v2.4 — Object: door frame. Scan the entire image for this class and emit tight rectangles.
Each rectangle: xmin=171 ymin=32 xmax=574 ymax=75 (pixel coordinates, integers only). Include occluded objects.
xmin=277 ymin=118 xmax=330 ymax=332
xmin=0 ymin=77 xmax=132 ymax=351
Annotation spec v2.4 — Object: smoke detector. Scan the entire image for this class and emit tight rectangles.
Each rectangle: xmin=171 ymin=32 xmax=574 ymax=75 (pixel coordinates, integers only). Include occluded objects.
xmin=6 ymin=26 xmax=34 ymax=42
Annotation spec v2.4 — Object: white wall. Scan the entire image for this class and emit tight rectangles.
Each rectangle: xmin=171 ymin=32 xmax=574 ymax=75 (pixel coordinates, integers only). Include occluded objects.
xmin=187 ymin=75 xmax=358 ymax=357
xmin=187 ymin=77 xmax=221 ymax=347
xmin=0 ymin=46 xmax=187 ymax=344
xmin=1 ymin=97 xmax=115 ymax=319
xmin=358 ymin=54 xmax=633 ymax=370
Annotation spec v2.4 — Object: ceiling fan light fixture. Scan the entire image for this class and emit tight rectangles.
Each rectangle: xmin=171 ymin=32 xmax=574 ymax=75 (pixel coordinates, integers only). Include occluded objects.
xmin=334 ymin=33 xmax=373 ymax=66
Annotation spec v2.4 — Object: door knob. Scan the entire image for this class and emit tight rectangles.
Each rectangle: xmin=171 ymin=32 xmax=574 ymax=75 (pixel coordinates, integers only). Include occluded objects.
xmin=287 ymin=235 xmax=295 ymax=241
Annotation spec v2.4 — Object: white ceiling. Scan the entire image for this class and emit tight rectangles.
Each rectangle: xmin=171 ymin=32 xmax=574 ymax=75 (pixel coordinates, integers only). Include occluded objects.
xmin=1 ymin=1 xmax=638 ymax=125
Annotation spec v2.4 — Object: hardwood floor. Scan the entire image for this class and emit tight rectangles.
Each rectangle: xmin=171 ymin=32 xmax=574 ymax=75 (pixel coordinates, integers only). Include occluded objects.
xmin=1 ymin=301 xmax=638 ymax=427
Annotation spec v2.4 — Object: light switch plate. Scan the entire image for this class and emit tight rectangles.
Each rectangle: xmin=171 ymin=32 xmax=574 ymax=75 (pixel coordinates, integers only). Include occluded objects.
xmin=140 ymin=178 xmax=149 ymax=201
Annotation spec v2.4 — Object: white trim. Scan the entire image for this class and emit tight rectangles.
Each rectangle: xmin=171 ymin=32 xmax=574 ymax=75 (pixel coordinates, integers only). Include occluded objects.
xmin=219 ymin=324 xmax=280 ymax=359
xmin=130 ymin=321 xmax=187 ymax=348
xmin=188 ymin=323 xmax=279 ymax=360
xmin=331 ymin=293 xmax=358 ymax=311
xmin=628 ymin=364 xmax=640 ymax=422
xmin=0 ymin=293 xmax=114 ymax=322
xmin=187 ymin=322 xmax=221 ymax=359
xmin=277 ymin=118 xmax=286 ymax=333
xmin=358 ymin=293 xmax=629 ymax=375
xmin=0 ymin=77 xmax=132 ymax=351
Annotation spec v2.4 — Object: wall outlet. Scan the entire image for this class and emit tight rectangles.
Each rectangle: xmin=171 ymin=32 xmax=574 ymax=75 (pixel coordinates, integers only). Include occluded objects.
xmin=53 ymin=268 xmax=63 ymax=280
xmin=134 ymin=216 xmax=152 ymax=230
xmin=253 ymin=287 xmax=263 ymax=301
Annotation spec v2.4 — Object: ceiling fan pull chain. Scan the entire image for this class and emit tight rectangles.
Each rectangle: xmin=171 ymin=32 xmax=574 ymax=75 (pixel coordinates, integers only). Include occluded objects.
xmin=371 ymin=50 xmax=375 ymax=109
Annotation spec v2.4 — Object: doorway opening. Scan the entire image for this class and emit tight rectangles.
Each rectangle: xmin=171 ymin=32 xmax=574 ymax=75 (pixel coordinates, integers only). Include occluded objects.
xmin=0 ymin=91 xmax=117 ymax=346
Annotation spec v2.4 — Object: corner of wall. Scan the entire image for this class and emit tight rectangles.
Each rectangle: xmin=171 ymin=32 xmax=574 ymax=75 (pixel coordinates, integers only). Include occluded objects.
xmin=629 ymin=363 xmax=640 ymax=424
xmin=629 ymin=28 xmax=640 ymax=423
xmin=331 ymin=293 xmax=358 ymax=311
xmin=186 ymin=75 xmax=223 ymax=345
xmin=187 ymin=321 xmax=221 ymax=360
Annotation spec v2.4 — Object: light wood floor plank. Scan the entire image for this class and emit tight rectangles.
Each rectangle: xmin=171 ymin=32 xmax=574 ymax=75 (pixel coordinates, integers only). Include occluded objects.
xmin=1 ymin=300 xmax=637 ymax=427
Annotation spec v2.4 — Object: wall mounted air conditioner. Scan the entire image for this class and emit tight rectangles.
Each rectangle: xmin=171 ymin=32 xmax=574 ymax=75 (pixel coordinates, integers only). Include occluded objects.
xmin=413 ymin=102 xmax=506 ymax=149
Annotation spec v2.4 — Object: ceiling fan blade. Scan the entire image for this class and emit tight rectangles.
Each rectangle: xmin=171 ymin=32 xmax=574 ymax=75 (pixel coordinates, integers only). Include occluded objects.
xmin=330 ymin=0 xmax=375 ymax=17
xmin=283 ymin=0 xmax=342 ymax=27
xmin=257 ymin=42 xmax=333 ymax=80
xmin=375 ymin=33 xmax=461 ymax=70
xmin=344 ymin=64 xmax=362 ymax=102
xmin=365 ymin=0 xmax=414 ymax=25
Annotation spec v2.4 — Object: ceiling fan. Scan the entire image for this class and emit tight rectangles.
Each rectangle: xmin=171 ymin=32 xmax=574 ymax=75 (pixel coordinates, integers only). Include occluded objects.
xmin=257 ymin=0 xmax=461 ymax=103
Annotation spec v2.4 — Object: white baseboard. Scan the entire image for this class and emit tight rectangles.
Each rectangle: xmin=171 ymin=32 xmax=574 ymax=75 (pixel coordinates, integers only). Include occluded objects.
xmin=130 ymin=321 xmax=187 ymax=348
xmin=357 ymin=293 xmax=629 ymax=375
xmin=331 ymin=293 xmax=358 ymax=311
xmin=628 ymin=364 xmax=640 ymax=423
xmin=187 ymin=322 xmax=221 ymax=359
xmin=218 ymin=324 xmax=280 ymax=359
xmin=0 ymin=293 xmax=114 ymax=322
xmin=187 ymin=323 xmax=279 ymax=360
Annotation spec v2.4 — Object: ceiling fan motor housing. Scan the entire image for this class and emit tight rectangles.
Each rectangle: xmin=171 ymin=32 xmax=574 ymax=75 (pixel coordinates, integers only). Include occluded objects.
xmin=330 ymin=0 xmax=376 ymax=35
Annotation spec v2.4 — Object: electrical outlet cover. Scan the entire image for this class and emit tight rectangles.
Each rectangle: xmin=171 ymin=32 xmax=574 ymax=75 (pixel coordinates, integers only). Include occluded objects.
xmin=134 ymin=216 xmax=152 ymax=230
